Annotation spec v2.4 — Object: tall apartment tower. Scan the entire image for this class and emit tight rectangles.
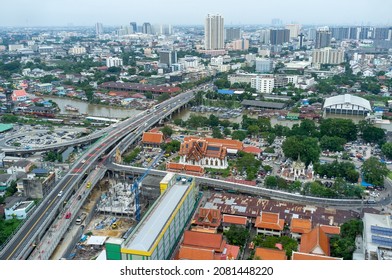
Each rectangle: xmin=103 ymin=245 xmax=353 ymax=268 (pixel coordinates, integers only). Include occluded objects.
xmin=285 ymin=24 xmax=301 ymax=39
xmin=205 ymin=14 xmax=224 ymax=50
xmin=95 ymin=22 xmax=103 ymax=36
xmin=142 ymin=22 xmax=153 ymax=34
xmin=270 ymin=29 xmax=290 ymax=45
xmin=315 ymin=29 xmax=331 ymax=48
xmin=130 ymin=22 xmax=137 ymax=33
xmin=225 ymin=27 xmax=241 ymax=41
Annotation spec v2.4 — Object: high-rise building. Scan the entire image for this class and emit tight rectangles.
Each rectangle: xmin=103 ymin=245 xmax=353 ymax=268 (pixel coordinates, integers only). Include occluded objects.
xmin=270 ymin=29 xmax=290 ymax=45
xmin=285 ymin=24 xmax=301 ymax=39
xmin=130 ymin=22 xmax=137 ymax=33
xmin=95 ymin=22 xmax=103 ymax=36
xmin=255 ymin=58 xmax=273 ymax=73
xmin=142 ymin=22 xmax=153 ymax=34
xmin=374 ymin=27 xmax=391 ymax=40
xmin=349 ymin=27 xmax=358 ymax=40
xmin=106 ymin=57 xmax=123 ymax=68
xmin=359 ymin=27 xmax=372 ymax=40
xmin=251 ymin=75 xmax=275 ymax=93
xmin=312 ymin=48 xmax=345 ymax=66
xmin=225 ymin=27 xmax=241 ymax=41
xmin=315 ymin=29 xmax=331 ymax=48
xmin=159 ymin=50 xmax=177 ymax=67
xmin=330 ymin=27 xmax=349 ymax=40
xmin=204 ymin=14 xmax=224 ymax=50
xmin=260 ymin=29 xmax=270 ymax=44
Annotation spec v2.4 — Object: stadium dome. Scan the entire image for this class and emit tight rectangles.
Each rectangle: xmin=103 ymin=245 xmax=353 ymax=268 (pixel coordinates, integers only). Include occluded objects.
xmin=323 ymin=94 xmax=371 ymax=115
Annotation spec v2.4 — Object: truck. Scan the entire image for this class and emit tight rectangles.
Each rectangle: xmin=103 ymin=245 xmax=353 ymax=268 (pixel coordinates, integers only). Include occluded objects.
xmin=75 ymin=212 xmax=87 ymax=225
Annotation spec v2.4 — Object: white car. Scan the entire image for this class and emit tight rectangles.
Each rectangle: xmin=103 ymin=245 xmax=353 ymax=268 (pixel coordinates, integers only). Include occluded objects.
xmin=58 ymin=191 xmax=63 ymax=197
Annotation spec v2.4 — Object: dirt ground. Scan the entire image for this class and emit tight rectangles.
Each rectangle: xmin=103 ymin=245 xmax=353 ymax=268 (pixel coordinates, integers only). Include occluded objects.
xmin=85 ymin=214 xmax=134 ymax=238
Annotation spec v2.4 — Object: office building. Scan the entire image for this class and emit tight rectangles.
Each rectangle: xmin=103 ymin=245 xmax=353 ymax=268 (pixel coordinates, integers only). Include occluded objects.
xmin=95 ymin=22 xmax=103 ymax=36
xmin=130 ymin=22 xmax=137 ymax=33
xmin=285 ymin=24 xmax=301 ymax=39
xmin=205 ymin=14 xmax=224 ymax=50
xmin=251 ymin=75 xmax=275 ymax=94
xmin=330 ymin=27 xmax=349 ymax=40
xmin=307 ymin=28 xmax=317 ymax=41
xmin=142 ymin=22 xmax=153 ymax=34
xmin=312 ymin=47 xmax=344 ymax=66
xmin=106 ymin=57 xmax=123 ymax=67
xmin=255 ymin=58 xmax=273 ymax=73
xmin=105 ymin=173 xmax=200 ymax=260
xmin=315 ymin=29 xmax=331 ymax=48
xmin=270 ymin=29 xmax=290 ymax=45
xmin=260 ymin=29 xmax=270 ymax=44
xmin=225 ymin=27 xmax=241 ymax=41
xmin=159 ymin=50 xmax=177 ymax=67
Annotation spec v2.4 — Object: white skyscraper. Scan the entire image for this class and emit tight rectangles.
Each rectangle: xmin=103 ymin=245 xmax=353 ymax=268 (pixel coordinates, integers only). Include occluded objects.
xmin=204 ymin=14 xmax=224 ymax=50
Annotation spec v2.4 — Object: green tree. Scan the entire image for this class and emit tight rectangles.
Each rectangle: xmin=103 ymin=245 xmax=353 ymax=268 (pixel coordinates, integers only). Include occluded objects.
xmin=212 ymin=127 xmax=223 ymax=139
xmin=158 ymin=93 xmax=171 ymax=102
xmin=208 ymin=114 xmax=220 ymax=127
xmin=223 ymin=225 xmax=250 ymax=247
xmin=236 ymin=151 xmax=261 ymax=180
xmin=330 ymin=219 xmax=363 ymax=260
xmin=320 ymin=136 xmax=346 ymax=152
xmin=319 ymin=118 xmax=357 ymax=142
xmin=362 ymin=157 xmax=389 ymax=186
xmin=265 ymin=176 xmax=277 ymax=188
xmin=381 ymin=142 xmax=392 ymax=160
xmin=282 ymin=136 xmax=320 ymax=165
xmin=231 ymin=130 xmax=247 ymax=141
xmin=359 ymin=121 xmax=386 ymax=145
xmin=223 ymin=127 xmax=231 ymax=136
xmin=160 ymin=126 xmax=173 ymax=138
xmin=247 ymin=124 xmax=260 ymax=137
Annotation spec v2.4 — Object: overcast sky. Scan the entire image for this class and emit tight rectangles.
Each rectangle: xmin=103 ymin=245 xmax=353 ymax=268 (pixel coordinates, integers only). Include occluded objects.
xmin=1 ymin=0 xmax=391 ymax=27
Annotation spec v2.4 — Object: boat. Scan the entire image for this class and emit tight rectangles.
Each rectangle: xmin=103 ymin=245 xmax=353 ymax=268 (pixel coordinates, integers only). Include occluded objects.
xmin=65 ymin=105 xmax=79 ymax=112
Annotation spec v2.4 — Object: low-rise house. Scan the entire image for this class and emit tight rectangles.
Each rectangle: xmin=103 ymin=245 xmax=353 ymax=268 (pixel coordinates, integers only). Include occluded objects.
xmin=7 ymin=160 xmax=33 ymax=175
xmin=4 ymin=197 xmax=35 ymax=220
xmin=0 ymin=173 xmax=14 ymax=192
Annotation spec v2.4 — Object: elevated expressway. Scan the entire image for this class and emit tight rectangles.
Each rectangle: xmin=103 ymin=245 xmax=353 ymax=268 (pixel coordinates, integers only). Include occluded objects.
xmin=0 ymin=89 xmax=195 ymax=260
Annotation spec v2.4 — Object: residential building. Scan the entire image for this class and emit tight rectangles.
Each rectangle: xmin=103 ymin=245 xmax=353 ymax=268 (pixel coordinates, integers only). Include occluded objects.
xmin=95 ymin=22 xmax=104 ymax=35
xmin=106 ymin=57 xmax=123 ymax=68
xmin=225 ymin=27 xmax=241 ymax=41
xmin=270 ymin=29 xmax=290 ymax=45
xmin=141 ymin=131 xmax=164 ymax=147
xmin=105 ymin=173 xmax=199 ymax=260
xmin=315 ymin=29 xmax=331 ymax=49
xmin=255 ymin=211 xmax=285 ymax=236
xmin=251 ymin=75 xmax=275 ymax=93
xmin=8 ymin=44 xmax=24 ymax=52
xmin=142 ymin=22 xmax=153 ymax=34
xmin=159 ymin=50 xmax=177 ymax=68
xmin=179 ymin=55 xmax=199 ymax=69
xmin=205 ymin=14 xmax=224 ymax=50
xmin=68 ymin=46 xmax=86 ymax=55
xmin=228 ymin=73 xmax=257 ymax=85
xmin=260 ymin=29 xmax=270 ymax=44
xmin=285 ymin=24 xmax=301 ymax=39
xmin=231 ymin=39 xmax=249 ymax=50
xmin=255 ymin=58 xmax=273 ymax=73
xmin=0 ymin=174 xmax=14 ymax=192
xmin=178 ymin=231 xmax=239 ymax=260
xmin=254 ymin=247 xmax=287 ymax=260
xmin=11 ymin=89 xmax=28 ymax=102
xmin=7 ymin=160 xmax=33 ymax=175
xmin=4 ymin=197 xmax=35 ymax=220
xmin=312 ymin=47 xmax=344 ymax=66
xmin=129 ymin=22 xmax=137 ymax=33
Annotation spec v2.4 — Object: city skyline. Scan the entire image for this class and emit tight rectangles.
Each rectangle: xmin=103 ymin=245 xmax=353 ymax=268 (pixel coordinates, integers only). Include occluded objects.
xmin=0 ymin=0 xmax=392 ymax=27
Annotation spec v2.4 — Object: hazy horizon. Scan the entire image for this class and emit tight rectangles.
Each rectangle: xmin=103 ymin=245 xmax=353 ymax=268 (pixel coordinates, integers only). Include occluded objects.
xmin=1 ymin=0 xmax=391 ymax=27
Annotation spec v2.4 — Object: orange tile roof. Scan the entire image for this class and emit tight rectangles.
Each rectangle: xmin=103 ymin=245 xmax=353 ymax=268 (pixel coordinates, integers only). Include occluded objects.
xmin=178 ymin=246 xmax=215 ymax=260
xmin=254 ymin=248 xmax=287 ymax=260
xmin=223 ymin=244 xmax=240 ymax=260
xmin=182 ymin=231 xmax=225 ymax=252
xmin=166 ymin=162 xmax=204 ymax=175
xmin=166 ymin=162 xmax=183 ymax=170
xmin=255 ymin=212 xmax=284 ymax=231
xmin=292 ymin=252 xmax=342 ymax=260
xmin=142 ymin=132 xmax=164 ymax=144
xmin=320 ymin=225 xmax=341 ymax=235
xmin=291 ymin=218 xmax=312 ymax=234
xmin=184 ymin=136 xmax=243 ymax=151
xmin=222 ymin=214 xmax=247 ymax=226
xmin=243 ymin=146 xmax=262 ymax=154
xmin=300 ymin=226 xmax=329 ymax=256
xmin=13 ymin=89 xmax=27 ymax=97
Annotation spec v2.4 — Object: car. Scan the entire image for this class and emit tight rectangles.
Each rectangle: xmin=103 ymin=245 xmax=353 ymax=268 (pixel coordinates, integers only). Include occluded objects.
xmin=58 ymin=191 xmax=63 ymax=197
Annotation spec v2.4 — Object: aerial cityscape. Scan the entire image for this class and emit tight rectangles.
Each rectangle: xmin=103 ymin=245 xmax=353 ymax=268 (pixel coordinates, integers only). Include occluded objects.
xmin=1 ymin=2 xmax=392 ymax=262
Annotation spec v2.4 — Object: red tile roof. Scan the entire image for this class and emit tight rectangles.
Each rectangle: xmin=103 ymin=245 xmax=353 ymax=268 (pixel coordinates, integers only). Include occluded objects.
xmin=184 ymin=136 xmax=243 ymax=151
xmin=255 ymin=212 xmax=285 ymax=231
xmin=222 ymin=214 xmax=247 ymax=226
xmin=292 ymin=252 xmax=342 ymax=260
xmin=300 ymin=226 xmax=329 ymax=256
xmin=178 ymin=246 xmax=215 ymax=260
xmin=320 ymin=225 xmax=341 ymax=235
xmin=254 ymin=248 xmax=287 ymax=260
xmin=291 ymin=218 xmax=312 ymax=234
xmin=182 ymin=231 xmax=225 ymax=252
xmin=166 ymin=162 xmax=204 ymax=175
xmin=243 ymin=146 xmax=262 ymax=155
xmin=142 ymin=132 xmax=164 ymax=144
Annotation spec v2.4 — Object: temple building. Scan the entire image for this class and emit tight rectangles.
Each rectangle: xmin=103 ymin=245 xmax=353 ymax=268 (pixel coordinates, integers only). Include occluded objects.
xmin=281 ymin=157 xmax=314 ymax=181
xmin=179 ymin=137 xmax=238 ymax=169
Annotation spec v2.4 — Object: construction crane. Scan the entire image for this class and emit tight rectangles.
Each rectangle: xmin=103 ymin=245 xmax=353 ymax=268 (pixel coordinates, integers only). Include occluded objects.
xmin=131 ymin=151 xmax=164 ymax=221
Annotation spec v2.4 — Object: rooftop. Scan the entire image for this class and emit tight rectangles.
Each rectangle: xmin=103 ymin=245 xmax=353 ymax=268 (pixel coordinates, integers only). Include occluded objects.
xmin=254 ymin=247 xmax=287 ymax=260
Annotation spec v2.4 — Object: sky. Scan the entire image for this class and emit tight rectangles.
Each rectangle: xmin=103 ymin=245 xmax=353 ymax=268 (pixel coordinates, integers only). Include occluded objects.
xmin=1 ymin=0 xmax=392 ymax=27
